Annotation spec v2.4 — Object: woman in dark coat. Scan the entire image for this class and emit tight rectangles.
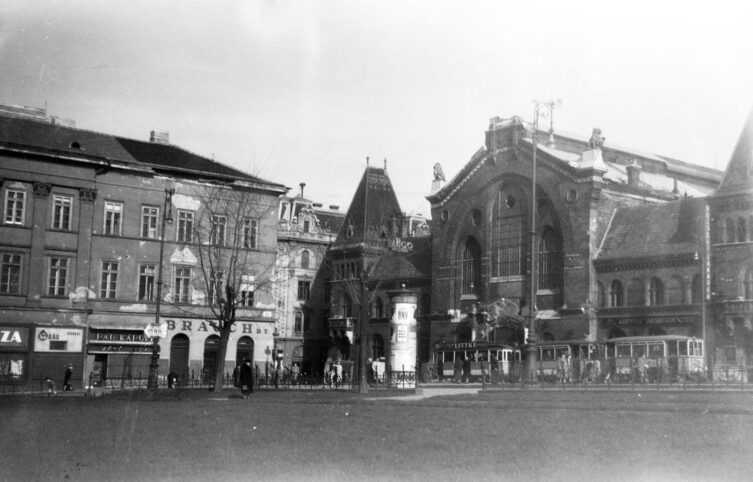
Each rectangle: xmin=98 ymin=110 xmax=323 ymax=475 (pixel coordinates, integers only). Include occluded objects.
xmin=239 ymin=359 xmax=254 ymax=399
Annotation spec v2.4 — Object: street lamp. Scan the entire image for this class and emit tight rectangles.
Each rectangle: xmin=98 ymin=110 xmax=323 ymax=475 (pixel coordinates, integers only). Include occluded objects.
xmin=148 ymin=188 xmax=174 ymax=390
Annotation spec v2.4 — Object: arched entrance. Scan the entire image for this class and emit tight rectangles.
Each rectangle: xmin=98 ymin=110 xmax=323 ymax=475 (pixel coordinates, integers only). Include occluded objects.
xmin=203 ymin=335 xmax=221 ymax=383
xmin=169 ymin=334 xmax=190 ymax=380
xmin=236 ymin=336 xmax=254 ymax=365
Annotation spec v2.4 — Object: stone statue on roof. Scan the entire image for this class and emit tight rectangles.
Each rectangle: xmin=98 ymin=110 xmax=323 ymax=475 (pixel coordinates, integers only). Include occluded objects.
xmin=433 ymin=162 xmax=446 ymax=182
xmin=588 ymin=128 xmax=605 ymax=150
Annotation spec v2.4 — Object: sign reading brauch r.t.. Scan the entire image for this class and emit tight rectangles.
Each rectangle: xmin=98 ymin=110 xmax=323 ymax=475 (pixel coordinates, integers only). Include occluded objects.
xmin=143 ymin=324 xmax=168 ymax=339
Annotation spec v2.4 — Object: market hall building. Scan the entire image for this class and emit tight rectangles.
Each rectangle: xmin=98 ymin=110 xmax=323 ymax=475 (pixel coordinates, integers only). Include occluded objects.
xmin=0 ymin=105 xmax=285 ymax=390
xmin=425 ymin=114 xmax=725 ymax=363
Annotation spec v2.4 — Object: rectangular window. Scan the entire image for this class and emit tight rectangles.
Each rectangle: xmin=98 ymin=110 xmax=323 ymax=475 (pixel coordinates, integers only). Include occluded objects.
xmin=52 ymin=195 xmax=72 ymax=230
xmin=100 ymin=261 xmax=119 ymax=299
xmin=175 ymin=267 xmax=191 ymax=303
xmin=210 ymin=215 xmax=226 ymax=246
xmin=177 ymin=210 xmax=194 ymax=243
xmin=208 ymin=271 xmax=223 ymax=305
xmin=138 ymin=264 xmax=156 ymax=301
xmin=243 ymin=218 xmax=258 ymax=248
xmin=48 ymin=257 xmax=69 ymax=296
xmin=104 ymin=201 xmax=123 ymax=235
xmin=141 ymin=206 xmax=159 ymax=239
xmin=297 ymin=281 xmax=311 ymax=301
xmin=240 ymin=289 xmax=255 ymax=307
xmin=5 ymin=189 xmax=26 ymax=225
xmin=49 ymin=340 xmax=68 ymax=351
xmin=0 ymin=254 xmax=22 ymax=293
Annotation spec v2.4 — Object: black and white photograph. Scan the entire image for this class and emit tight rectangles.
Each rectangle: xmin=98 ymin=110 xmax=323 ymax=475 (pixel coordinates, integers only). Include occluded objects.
xmin=1 ymin=1 xmax=752 ymax=481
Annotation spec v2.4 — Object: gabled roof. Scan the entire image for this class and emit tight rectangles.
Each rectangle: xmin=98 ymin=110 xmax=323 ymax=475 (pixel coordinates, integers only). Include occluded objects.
xmin=0 ymin=114 xmax=285 ymax=191
xmin=334 ymin=166 xmax=403 ymax=247
xmin=716 ymin=107 xmax=753 ymax=197
xmin=595 ymin=197 xmax=705 ymax=262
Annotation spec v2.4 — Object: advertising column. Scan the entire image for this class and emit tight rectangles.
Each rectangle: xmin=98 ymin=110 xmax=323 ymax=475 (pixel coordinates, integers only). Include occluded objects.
xmin=388 ymin=289 xmax=418 ymax=389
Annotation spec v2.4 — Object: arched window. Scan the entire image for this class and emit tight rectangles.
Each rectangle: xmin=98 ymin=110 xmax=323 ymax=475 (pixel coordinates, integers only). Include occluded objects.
xmin=609 ymin=280 xmax=624 ymax=307
xmin=169 ymin=334 xmax=190 ymax=378
xmin=743 ymin=268 xmax=753 ymax=300
xmin=597 ymin=281 xmax=606 ymax=308
xmin=627 ymin=278 xmax=645 ymax=306
xmin=460 ymin=237 xmax=481 ymax=295
xmin=538 ymin=228 xmax=563 ymax=291
xmin=737 ymin=217 xmax=747 ymax=243
xmin=374 ymin=297 xmax=384 ymax=318
xmin=666 ymin=276 xmax=685 ymax=305
xmin=236 ymin=336 xmax=254 ymax=365
xmin=301 ymin=250 xmax=310 ymax=269
xmin=691 ymin=274 xmax=703 ymax=303
xmin=294 ymin=312 xmax=303 ymax=333
xmin=491 ymin=186 xmax=527 ymax=277
xmin=372 ymin=334 xmax=385 ymax=360
xmin=726 ymin=218 xmax=736 ymax=243
xmin=649 ymin=277 xmax=664 ymax=306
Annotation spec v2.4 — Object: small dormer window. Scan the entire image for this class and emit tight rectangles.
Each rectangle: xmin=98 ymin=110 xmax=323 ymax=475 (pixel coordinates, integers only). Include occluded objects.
xmin=69 ymin=141 xmax=82 ymax=149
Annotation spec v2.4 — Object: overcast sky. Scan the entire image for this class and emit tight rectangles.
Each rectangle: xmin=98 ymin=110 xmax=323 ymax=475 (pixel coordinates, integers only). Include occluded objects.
xmin=2 ymin=0 xmax=752 ymax=216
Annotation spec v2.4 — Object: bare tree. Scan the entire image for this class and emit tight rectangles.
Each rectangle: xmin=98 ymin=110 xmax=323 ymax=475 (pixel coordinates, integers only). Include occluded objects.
xmin=190 ymin=183 xmax=278 ymax=391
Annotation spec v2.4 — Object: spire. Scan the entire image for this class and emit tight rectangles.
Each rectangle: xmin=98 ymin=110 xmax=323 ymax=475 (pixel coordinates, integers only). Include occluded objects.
xmin=716 ymin=107 xmax=753 ymax=196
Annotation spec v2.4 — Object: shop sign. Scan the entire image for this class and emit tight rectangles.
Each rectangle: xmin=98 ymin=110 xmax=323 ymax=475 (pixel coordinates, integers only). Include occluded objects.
xmin=163 ymin=319 xmax=272 ymax=335
xmin=0 ymin=326 xmax=28 ymax=348
xmin=88 ymin=345 xmax=153 ymax=354
xmin=35 ymin=327 xmax=83 ymax=352
xmin=90 ymin=331 xmax=149 ymax=343
xmin=611 ymin=315 xmax=699 ymax=327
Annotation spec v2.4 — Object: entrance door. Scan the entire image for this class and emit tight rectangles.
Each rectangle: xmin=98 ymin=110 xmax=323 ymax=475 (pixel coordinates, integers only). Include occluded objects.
xmin=92 ymin=354 xmax=107 ymax=387
xmin=203 ymin=335 xmax=221 ymax=383
xmin=169 ymin=334 xmax=190 ymax=380
xmin=236 ymin=336 xmax=254 ymax=365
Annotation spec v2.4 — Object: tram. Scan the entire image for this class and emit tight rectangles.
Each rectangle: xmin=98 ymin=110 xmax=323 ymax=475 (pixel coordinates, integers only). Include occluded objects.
xmin=607 ymin=335 xmax=705 ymax=383
xmin=535 ymin=340 xmax=607 ymax=382
xmin=432 ymin=342 xmax=522 ymax=382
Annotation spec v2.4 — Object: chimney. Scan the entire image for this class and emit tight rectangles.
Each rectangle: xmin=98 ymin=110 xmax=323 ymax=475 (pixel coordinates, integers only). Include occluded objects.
xmin=329 ymin=205 xmax=340 ymax=211
xmin=626 ymin=160 xmax=642 ymax=185
xmin=150 ymin=130 xmax=169 ymax=145
xmin=299 ymin=182 xmax=306 ymax=198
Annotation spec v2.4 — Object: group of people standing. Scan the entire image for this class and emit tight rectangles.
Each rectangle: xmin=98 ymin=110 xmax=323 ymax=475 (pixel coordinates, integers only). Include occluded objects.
xmin=557 ymin=353 xmax=602 ymax=383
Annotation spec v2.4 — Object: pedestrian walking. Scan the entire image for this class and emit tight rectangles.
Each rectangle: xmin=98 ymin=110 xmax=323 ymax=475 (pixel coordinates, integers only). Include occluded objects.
xmin=462 ymin=355 xmax=471 ymax=383
xmin=453 ymin=355 xmax=463 ymax=384
xmin=564 ymin=354 xmax=572 ymax=383
xmin=557 ymin=354 xmax=567 ymax=384
xmin=239 ymin=359 xmax=254 ymax=400
xmin=637 ymin=354 xmax=648 ymax=383
xmin=232 ymin=364 xmax=241 ymax=388
xmin=45 ymin=376 xmax=57 ymax=396
xmin=490 ymin=354 xmax=500 ymax=385
xmin=592 ymin=358 xmax=602 ymax=382
xmin=63 ymin=365 xmax=73 ymax=391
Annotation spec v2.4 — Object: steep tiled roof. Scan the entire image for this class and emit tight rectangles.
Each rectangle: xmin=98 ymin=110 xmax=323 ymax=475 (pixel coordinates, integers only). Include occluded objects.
xmin=596 ymin=197 xmax=705 ymax=261
xmin=315 ymin=210 xmax=346 ymax=235
xmin=335 ymin=167 xmax=403 ymax=246
xmin=716 ymin=107 xmax=753 ymax=196
xmin=0 ymin=114 xmax=285 ymax=191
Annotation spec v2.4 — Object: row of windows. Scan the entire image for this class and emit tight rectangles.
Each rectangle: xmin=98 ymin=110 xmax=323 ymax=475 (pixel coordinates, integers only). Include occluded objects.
xmin=3 ymin=188 xmax=259 ymax=248
xmin=720 ymin=215 xmax=753 ymax=244
xmin=598 ymin=275 xmax=704 ymax=308
xmin=0 ymin=254 xmax=256 ymax=306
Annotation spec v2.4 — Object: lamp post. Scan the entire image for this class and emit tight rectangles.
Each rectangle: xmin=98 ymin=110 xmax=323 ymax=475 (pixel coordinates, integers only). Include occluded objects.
xmin=525 ymin=99 xmax=561 ymax=382
xmin=147 ymin=188 xmax=174 ymax=390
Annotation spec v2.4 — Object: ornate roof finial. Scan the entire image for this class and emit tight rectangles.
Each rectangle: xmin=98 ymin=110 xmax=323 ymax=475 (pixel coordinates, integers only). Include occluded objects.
xmin=366 ymin=156 xmax=370 ymax=167
xmin=384 ymin=157 xmax=387 ymax=171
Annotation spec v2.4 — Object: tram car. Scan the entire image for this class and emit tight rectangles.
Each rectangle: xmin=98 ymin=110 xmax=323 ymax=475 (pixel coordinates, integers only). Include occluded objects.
xmin=432 ymin=342 xmax=522 ymax=382
xmin=606 ymin=335 xmax=705 ymax=383
xmin=535 ymin=340 xmax=607 ymax=383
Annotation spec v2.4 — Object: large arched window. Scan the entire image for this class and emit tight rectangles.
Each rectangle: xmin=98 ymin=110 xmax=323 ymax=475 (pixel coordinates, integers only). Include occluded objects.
xmin=460 ymin=237 xmax=481 ymax=295
xmin=597 ymin=281 xmax=606 ymax=308
xmin=236 ymin=336 xmax=254 ymax=365
xmin=538 ymin=228 xmax=563 ymax=290
xmin=300 ymin=250 xmax=310 ymax=269
xmin=203 ymin=335 xmax=221 ymax=382
xmin=649 ymin=277 xmax=664 ymax=306
xmin=609 ymin=280 xmax=624 ymax=307
xmin=627 ymin=278 xmax=645 ymax=306
xmin=666 ymin=276 xmax=685 ymax=305
xmin=491 ymin=186 xmax=527 ymax=277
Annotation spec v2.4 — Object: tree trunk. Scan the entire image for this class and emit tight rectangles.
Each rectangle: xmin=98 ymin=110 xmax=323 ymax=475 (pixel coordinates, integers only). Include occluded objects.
xmin=212 ymin=320 xmax=233 ymax=392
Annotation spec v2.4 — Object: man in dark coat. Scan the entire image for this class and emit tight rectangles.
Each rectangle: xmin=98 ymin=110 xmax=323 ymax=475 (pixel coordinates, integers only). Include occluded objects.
xmin=239 ymin=359 xmax=254 ymax=400
xmin=63 ymin=365 xmax=73 ymax=391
